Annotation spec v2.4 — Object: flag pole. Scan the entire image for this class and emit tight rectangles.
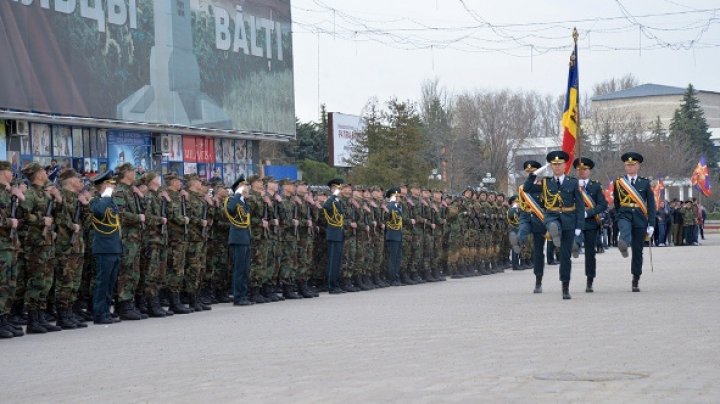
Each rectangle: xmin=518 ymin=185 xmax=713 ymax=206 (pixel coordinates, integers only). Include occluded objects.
xmin=573 ymin=28 xmax=581 ymax=163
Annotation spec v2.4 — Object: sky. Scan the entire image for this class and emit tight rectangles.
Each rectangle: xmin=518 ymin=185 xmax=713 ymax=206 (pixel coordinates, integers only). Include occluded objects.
xmin=290 ymin=0 xmax=720 ymax=122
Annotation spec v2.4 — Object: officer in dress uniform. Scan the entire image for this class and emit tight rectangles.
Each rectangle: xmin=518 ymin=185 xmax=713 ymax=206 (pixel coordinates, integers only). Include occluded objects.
xmin=613 ymin=152 xmax=656 ymax=292
xmin=573 ymin=157 xmax=608 ymax=293
xmin=384 ymin=187 xmax=403 ymax=286
xmin=90 ymin=171 xmax=122 ymax=324
xmin=524 ymin=151 xmax=583 ymax=300
xmin=225 ymin=176 xmax=253 ymax=306
xmin=323 ymin=178 xmax=346 ymax=294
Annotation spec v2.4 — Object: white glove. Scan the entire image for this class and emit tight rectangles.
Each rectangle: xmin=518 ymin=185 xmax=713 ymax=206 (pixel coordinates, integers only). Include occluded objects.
xmin=574 ymin=229 xmax=581 ymax=237
xmin=390 ymin=195 xmax=396 ymax=202
xmin=235 ymin=185 xmax=245 ymax=195
xmin=584 ymin=211 xmax=588 ymax=218
xmin=647 ymin=226 xmax=654 ymax=236
xmin=101 ymin=188 xmax=113 ymax=198
xmin=333 ymin=189 xmax=340 ymax=196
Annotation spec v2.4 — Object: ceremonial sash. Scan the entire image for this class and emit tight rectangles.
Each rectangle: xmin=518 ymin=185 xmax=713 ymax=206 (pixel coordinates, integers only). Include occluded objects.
xmin=579 ymin=186 xmax=602 ymax=225
xmin=518 ymin=185 xmax=544 ymax=222
xmin=616 ymin=178 xmax=648 ymax=217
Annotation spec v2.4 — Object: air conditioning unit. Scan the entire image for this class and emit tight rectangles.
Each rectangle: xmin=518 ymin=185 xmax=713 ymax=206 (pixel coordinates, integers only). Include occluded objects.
xmin=154 ymin=135 xmax=171 ymax=155
xmin=11 ymin=120 xmax=29 ymax=136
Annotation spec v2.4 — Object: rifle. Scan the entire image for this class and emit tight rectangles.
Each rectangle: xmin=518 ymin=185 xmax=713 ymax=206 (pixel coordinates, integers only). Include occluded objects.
xmin=440 ymin=204 xmax=447 ymax=234
xmin=181 ymin=195 xmax=188 ymax=239
xmin=370 ymin=204 xmax=376 ymax=235
xmin=293 ymin=201 xmax=299 ymax=240
xmin=9 ymin=194 xmax=18 ymax=245
xmin=201 ymin=201 xmax=209 ymax=240
xmin=69 ymin=200 xmax=82 ymax=245
xmin=42 ymin=198 xmax=55 ymax=243
xmin=134 ymin=193 xmax=145 ymax=230
xmin=160 ymin=197 xmax=168 ymax=236
xmin=305 ymin=201 xmax=313 ymax=236
xmin=421 ymin=203 xmax=427 ymax=232
xmin=273 ymin=198 xmax=280 ymax=235
xmin=262 ymin=200 xmax=269 ymax=240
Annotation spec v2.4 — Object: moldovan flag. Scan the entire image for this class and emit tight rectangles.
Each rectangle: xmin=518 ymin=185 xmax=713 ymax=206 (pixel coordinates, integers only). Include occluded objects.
xmin=691 ymin=157 xmax=712 ymax=197
xmin=604 ymin=181 xmax=614 ymax=205
xmin=652 ymin=177 xmax=665 ymax=207
xmin=560 ymin=29 xmax=579 ymax=174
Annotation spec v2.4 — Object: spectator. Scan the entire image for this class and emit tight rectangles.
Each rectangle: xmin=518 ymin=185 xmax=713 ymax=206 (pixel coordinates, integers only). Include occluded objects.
xmin=656 ymin=200 xmax=669 ymax=246
xmin=671 ymin=200 xmax=684 ymax=246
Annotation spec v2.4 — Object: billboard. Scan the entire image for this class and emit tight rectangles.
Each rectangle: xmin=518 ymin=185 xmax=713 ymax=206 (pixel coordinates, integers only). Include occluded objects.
xmin=328 ymin=112 xmax=364 ymax=167
xmin=107 ymin=131 xmax=152 ymax=171
xmin=0 ymin=0 xmax=295 ymax=136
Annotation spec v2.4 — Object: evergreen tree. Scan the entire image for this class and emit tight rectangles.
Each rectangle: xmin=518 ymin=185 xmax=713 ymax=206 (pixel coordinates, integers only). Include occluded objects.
xmin=669 ymin=84 xmax=717 ymax=166
xmin=284 ymin=105 xmax=329 ymax=163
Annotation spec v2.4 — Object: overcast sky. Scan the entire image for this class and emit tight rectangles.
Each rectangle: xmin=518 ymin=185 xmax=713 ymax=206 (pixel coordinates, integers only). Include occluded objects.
xmin=290 ymin=0 xmax=720 ymax=122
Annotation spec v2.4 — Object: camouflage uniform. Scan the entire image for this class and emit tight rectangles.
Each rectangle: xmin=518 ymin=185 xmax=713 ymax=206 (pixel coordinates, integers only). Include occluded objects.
xmin=312 ymin=199 xmax=327 ymax=288
xmin=141 ymin=188 xmax=167 ymax=299
xmin=0 ymin=184 xmax=19 ymax=324
xmin=54 ymin=188 xmax=86 ymax=314
xmin=430 ymin=200 xmax=446 ymax=280
xmin=208 ymin=199 xmax=230 ymax=299
xmin=247 ymin=189 xmax=267 ymax=296
xmin=183 ymin=190 xmax=207 ymax=296
xmin=166 ymin=189 xmax=188 ymax=295
xmin=446 ymin=198 xmax=466 ymax=277
xmin=342 ymin=198 xmax=359 ymax=288
xmin=296 ymin=197 xmax=315 ymax=288
xmin=354 ymin=200 xmax=373 ymax=287
xmin=112 ymin=181 xmax=145 ymax=305
xmin=277 ymin=192 xmax=299 ymax=293
xmin=370 ymin=198 xmax=385 ymax=283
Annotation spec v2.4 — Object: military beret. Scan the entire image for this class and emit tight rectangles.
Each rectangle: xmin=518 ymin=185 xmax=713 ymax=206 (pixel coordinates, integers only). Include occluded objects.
xmin=278 ymin=178 xmax=293 ymax=186
xmin=573 ymin=157 xmax=595 ymax=169
xmin=247 ymin=175 xmax=262 ymax=184
xmin=59 ymin=168 xmax=81 ymax=182
xmin=184 ymin=173 xmax=200 ymax=182
xmin=263 ymin=176 xmax=277 ymax=185
xmin=141 ymin=172 xmax=158 ymax=186
xmin=385 ymin=187 xmax=400 ymax=199
xmin=0 ymin=161 xmax=11 ymax=171
xmin=327 ymin=178 xmax=344 ymax=188
xmin=477 ymin=189 xmax=488 ymax=195
xmin=115 ymin=162 xmax=134 ymax=175
xmin=621 ymin=152 xmax=644 ymax=164
xmin=522 ymin=160 xmax=542 ymax=172
xmin=546 ymin=150 xmax=569 ymax=164
xmin=93 ymin=170 xmax=116 ymax=185
xmin=164 ymin=172 xmax=181 ymax=183
xmin=21 ymin=162 xmax=43 ymax=177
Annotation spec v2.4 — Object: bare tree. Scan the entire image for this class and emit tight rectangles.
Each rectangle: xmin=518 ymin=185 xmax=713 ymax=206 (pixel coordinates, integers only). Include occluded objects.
xmin=592 ymin=73 xmax=639 ymax=97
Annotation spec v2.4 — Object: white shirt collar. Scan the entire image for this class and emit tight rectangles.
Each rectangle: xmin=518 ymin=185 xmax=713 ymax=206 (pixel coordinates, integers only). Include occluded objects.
xmin=627 ymin=175 xmax=637 ymax=182
xmin=554 ymin=174 xmax=565 ymax=183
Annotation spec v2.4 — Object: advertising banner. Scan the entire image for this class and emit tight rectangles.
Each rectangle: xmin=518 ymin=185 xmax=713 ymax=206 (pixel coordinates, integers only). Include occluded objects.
xmin=328 ymin=113 xmax=364 ymax=167
xmin=107 ymin=131 xmax=152 ymax=171
xmin=0 ymin=0 xmax=295 ymax=136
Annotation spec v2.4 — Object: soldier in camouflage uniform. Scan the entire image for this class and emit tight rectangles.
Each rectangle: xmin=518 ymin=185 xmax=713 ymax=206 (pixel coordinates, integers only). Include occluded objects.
xmin=183 ymin=174 xmax=211 ymax=312
xmin=208 ymin=180 xmax=231 ymax=303
xmin=356 ymin=187 xmax=375 ymax=290
xmin=8 ymin=180 xmax=29 ymax=327
xmin=164 ymin=173 xmax=192 ymax=314
xmin=112 ymin=163 xmax=147 ymax=321
xmin=263 ymin=178 xmax=283 ymax=302
xmin=446 ymin=192 xmax=467 ymax=279
xmin=341 ymin=185 xmax=360 ymax=292
xmin=397 ymin=185 xmax=415 ymax=285
xmin=496 ymin=193 xmax=511 ymax=270
xmin=418 ymin=188 xmax=436 ymax=281
xmin=476 ymin=190 xmax=492 ymax=275
xmin=277 ymin=179 xmax=301 ymax=299
xmin=0 ymin=161 xmax=24 ymax=338
xmin=139 ymin=172 xmax=171 ymax=317
xmin=370 ymin=187 xmax=388 ymax=287
xmin=53 ymin=168 xmax=89 ymax=329
xmin=312 ymin=191 xmax=328 ymax=292
xmin=408 ymin=185 xmax=425 ymax=283
xmin=430 ymin=189 xmax=447 ymax=281
xmin=246 ymin=175 xmax=268 ymax=303
xmin=295 ymin=181 xmax=317 ymax=298
xmin=20 ymin=162 xmax=62 ymax=334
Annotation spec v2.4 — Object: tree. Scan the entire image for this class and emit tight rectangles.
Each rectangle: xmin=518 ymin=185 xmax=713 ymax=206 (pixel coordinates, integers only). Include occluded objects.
xmin=669 ymin=84 xmax=717 ymax=166
xmin=592 ymin=74 xmax=639 ymax=97
xmin=297 ymin=159 xmax=342 ymax=185
xmin=284 ymin=105 xmax=329 ymax=163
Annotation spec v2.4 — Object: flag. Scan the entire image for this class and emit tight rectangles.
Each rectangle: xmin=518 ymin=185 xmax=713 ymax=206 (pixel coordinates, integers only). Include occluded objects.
xmin=603 ymin=180 xmax=614 ymax=205
xmin=690 ymin=157 xmax=712 ymax=197
xmin=560 ymin=28 xmax=579 ymax=174
xmin=652 ymin=177 xmax=665 ymax=207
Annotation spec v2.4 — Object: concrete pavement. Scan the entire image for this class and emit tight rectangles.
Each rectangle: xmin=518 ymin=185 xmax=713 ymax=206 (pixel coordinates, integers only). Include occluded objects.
xmin=2 ymin=235 xmax=719 ymax=403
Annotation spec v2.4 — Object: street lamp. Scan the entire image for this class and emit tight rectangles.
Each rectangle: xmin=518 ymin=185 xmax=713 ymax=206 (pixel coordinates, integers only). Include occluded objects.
xmin=428 ymin=169 xmax=442 ymax=187
xmin=481 ymin=172 xmax=496 ymax=190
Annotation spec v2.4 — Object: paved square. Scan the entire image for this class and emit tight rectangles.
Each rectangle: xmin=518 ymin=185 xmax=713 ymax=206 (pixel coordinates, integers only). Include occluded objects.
xmin=2 ymin=235 xmax=719 ymax=403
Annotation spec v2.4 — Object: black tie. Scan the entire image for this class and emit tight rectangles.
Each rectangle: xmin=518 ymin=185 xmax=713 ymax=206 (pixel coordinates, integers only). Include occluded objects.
xmin=556 ymin=178 xmax=561 ymax=188
xmin=631 ymin=178 xmax=635 ymax=186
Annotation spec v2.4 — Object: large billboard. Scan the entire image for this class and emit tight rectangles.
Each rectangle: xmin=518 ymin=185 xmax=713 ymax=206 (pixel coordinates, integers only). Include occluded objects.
xmin=328 ymin=112 xmax=364 ymax=168
xmin=0 ymin=0 xmax=295 ymax=136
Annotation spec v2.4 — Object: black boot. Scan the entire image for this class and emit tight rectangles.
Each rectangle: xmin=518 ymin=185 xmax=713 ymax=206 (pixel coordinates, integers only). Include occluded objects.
xmin=533 ymin=276 xmax=542 ymax=294
xmin=9 ymin=300 xmax=27 ymax=326
xmin=400 ymin=272 xmax=415 ymax=285
xmin=135 ymin=295 xmax=148 ymax=315
xmin=282 ymin=284 xmax=302 ymax=299
xmin=250 ymin=286 xmax=267 ymax=304
xmin=432 ymin=268 xmax=446 ymax=282
xmin=562 ymin=281 xmax=571 ymax=300
xmin=26 ymin=310 xmax=49 ymax=334
xmin=412 ymin=272 xmax=425 ymax=284
xmin=147 ymin=296 xmax=167 ymax=318
xmin=356 ymin=275 xmax=372 ymax=291
xmin=632 ymin=275 xmax=640 ymax=292
xmin=39 ymin=311 xmax=62 ymax=332
xmin=586 ymin=277 xmax=594 ymax=293
xmin=215 ymin=289 xmax=231 ymax=304
xmin=297 ymin=281 xmax=315 ymax=298
xmin=169 ymin=293 xmax=192 ymax=314
xmin=73 ymin=300 xmax=93 ymax=322
xmin=56 ymin=308 xmax=78 ymax=330
xmin=262 ymin=284 xmax=281 ymax=302
xmin=0 ymin=315 xmax=18 ymax=338
xmin=118 ymin=300 xmax=143 ymax=320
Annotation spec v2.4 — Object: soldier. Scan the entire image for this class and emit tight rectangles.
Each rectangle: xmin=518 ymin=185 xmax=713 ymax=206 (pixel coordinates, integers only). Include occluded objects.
xmin=613 ymin=152 xmax=656 ymax=292
xmin=496 ymin=193 xmax=511 ymax=270
xmin=246 ymin=175 xmax=268 ymax=303
xmin=323 ymin=178 xmax=346 ymax=294
xmin=113 ymin=163 xmax=147 ymax=320
xmin=54 ymin=168 xmax=90 ymax=329
xmin=295 ymin=181 xmax=317 ymax=298
xmin=21 ymin=162 xmax=62 ymax=333
xmin=0 ymin=161 xmax=24 ymax=338
xmin=183 ymin=174 xmax=211 ymax=311
xmin=370 ymin=187 xmax=388 ymax=287
xmin=277 ymin=179 xmax=302 ymax=299
xmin=354 ymin=187 xmax=374 ymax=290
xmin=90 ymin=170 xmax=122 ymax=324
xmin=446 ymin=191 xmax=468 ymax=279
xmin=408 ymin=185 xmax=425 ymax=283
xmin=312 ymin=191 xmax=328 ymax=292
xmin=506 ymin=195 xmax=522 ymax=271
xmin=164 ymin=173 xmax=192 ymax=314
xmin=524 ymin=151 xmax=584 ymax=300
xmin=514 ymin=160 xmax=549 ymax=291
xmin=263 ymin=177 xmax=283 ymax=302
xmin=384 ymin=187 xmax=403 ymax=286
xmin=341 ymin=185 xmax=360 ymax=292
xmin=418 ymin=188 xmax=436 ymax=281
xmin=140 ymin=172 xmax=171 ymax=317
xmin=574 ymin=157 xmax=608 ymax=293
xmin=225 ymin=176 xmax=253 ymax=306
xmin=398 ymin=185 xmax=415 ymax=285
xmin=208 ymin=179 xmax=231 ymax=303
xmin=429 ymin=189 xmax=446 ymax=281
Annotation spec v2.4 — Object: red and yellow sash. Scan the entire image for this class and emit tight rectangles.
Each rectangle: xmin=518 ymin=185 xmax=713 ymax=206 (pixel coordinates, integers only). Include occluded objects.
xmin=579 ymin=186 xmax=602 ymax=225
xmin=616 ymin=177 xmax=648 ymax=217
xmin=518 ymin=185 xmax=544 ymax=222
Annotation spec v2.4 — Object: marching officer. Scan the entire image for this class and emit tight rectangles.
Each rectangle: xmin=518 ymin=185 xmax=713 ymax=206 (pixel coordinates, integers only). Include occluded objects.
xmin=574 ymin=157 xmax=608 ymax=293
xmin=524 ymin=151 xmax=583 ymax=300
xmin=613 ymin=152 xmax=656 ymax=292
xmin=384 ymin=187 xmax=403 ymax=286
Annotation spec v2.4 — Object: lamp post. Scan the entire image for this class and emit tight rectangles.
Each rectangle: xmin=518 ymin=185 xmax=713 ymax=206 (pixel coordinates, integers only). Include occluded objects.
xmin=428 ymin=169 xmax=442 ymax=188
xmin=481 ymin=172 xmax=496 ymax=190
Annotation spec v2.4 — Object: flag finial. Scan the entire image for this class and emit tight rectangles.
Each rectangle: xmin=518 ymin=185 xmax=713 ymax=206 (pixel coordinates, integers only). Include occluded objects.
xmin=572 ymin=27 xmax=579 ymax=43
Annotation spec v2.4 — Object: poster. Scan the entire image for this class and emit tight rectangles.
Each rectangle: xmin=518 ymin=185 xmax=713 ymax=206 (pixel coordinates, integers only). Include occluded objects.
xmin=31 ymin=123 xmax=51 ymax=156
xmin=167 ymin=135 xmax=183 ymax=162
xmin=97 ymin=130 xmax=108 ymax=158
xmin=53 ymin=126 xmax=72 ymax=157
xmin=208 ymin=163 xmax=223 ymax=182
xmin=72 ymin=128 xmax=83 ymax=157
xmin=214 ymin=140 xmax=223 ymax=163
xmin=184 ymin=163 xmax=197 ymax=175
xmin=83 ymin=158 xmax=98 ymax=174
xmin=0 ymin=121 xmax=6 ymax=161
xmin=221 ymin=138 xmax=234 ymax=163
xmin=168 ymin=162 xmax=184 ymax=176
xmin=107 ymin=131 xmax=152 ymax=171
xmin=83 ymin=129 xmax=92 ymax=157
xmin=183 ymin=136 xmax=197 ymax=162
xmin=196 ymin=137 xmax=214 ymax=163
xmin=234 ymin=140 xmax=247 ymax=163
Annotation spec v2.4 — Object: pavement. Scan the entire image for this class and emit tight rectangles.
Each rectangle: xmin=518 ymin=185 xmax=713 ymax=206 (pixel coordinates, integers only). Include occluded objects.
xmin=2 ymin=235 xmax=719 ymax=403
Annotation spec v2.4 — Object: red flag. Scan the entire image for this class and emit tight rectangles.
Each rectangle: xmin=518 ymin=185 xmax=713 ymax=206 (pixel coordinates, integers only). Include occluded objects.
xmin=560 ymin=29 xmax=579 ymax=174
xmin=690 ymin=157 xmax=712 ymax=197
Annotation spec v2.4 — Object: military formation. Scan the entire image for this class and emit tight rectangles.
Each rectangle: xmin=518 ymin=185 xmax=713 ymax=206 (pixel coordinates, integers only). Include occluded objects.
xmin=0 ymin=149 xmax=656 ymax=339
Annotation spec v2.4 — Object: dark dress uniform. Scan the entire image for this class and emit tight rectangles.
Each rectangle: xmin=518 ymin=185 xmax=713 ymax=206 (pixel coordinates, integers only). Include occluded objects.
xmin=515 ymin=160 xmax=548 ymax=291
xmin=613 ymin=152 xmax=656 ymax=292
xmin=226 ymin=177 xmax=252 ymax=305
xmin=323 ymin=179 xmax=345 ymax=293
xmin=573 ymin=157 xmax=608 ymax=292
xmin=90 ymin=171 xmax=122 ymax=324
xmin=524 ymin=151 xmax=583 ymax=299
xmin=384 ymin=188 xmax=403 ymax=285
